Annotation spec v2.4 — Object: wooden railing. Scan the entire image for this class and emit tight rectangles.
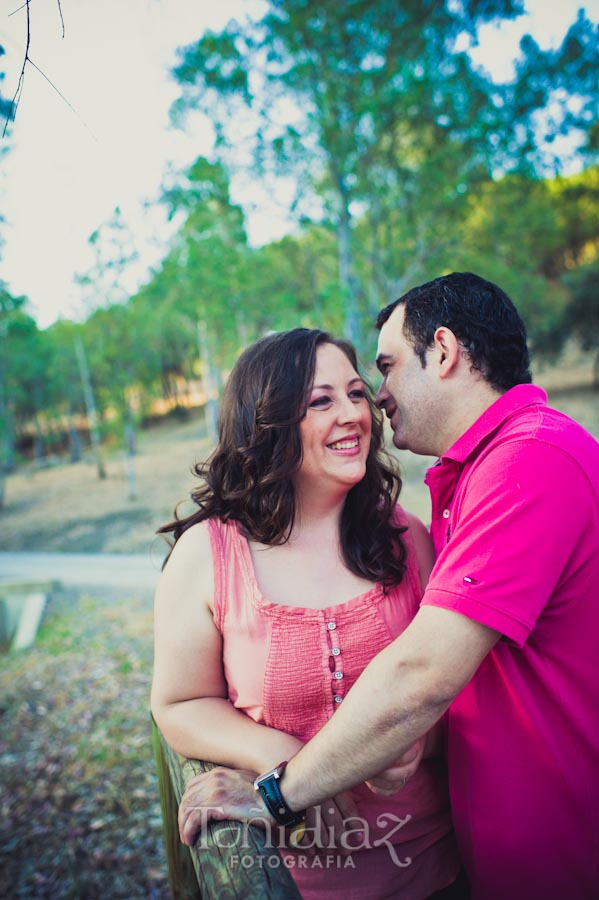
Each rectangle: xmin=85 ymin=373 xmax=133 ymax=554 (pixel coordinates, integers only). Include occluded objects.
xmin=151 ymin=718 xmax=302 ymax=900
xmin=0 ymin=580 xmax=56 ymax=653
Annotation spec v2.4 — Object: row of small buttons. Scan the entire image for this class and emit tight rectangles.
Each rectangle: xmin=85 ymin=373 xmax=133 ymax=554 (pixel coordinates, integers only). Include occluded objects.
xmin=327 ymin=621 xmax=344 ymax=704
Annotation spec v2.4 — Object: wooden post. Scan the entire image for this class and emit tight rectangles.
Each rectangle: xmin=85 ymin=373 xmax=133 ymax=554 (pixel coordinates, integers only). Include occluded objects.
xmin=151 ymin=718 xmax=301 ymax=900
xmin=151 ymin=718 xmax=200 ymax=900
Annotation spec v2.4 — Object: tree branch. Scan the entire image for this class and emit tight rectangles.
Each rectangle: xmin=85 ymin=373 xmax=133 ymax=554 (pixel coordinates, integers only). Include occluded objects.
xmin=3 ymin=0 xmax=91 ymax=140
xmin=3 ymin=0 xmax=30 ymax=137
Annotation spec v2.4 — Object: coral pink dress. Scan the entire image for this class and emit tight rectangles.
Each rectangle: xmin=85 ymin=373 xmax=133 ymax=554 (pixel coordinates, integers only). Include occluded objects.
xmin=207 ymin=508 xmax=459 ymax=900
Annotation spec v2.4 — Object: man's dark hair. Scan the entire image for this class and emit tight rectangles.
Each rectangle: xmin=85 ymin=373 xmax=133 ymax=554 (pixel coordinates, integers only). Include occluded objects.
xmin=376 ymin=272 xmax=532 ymax=392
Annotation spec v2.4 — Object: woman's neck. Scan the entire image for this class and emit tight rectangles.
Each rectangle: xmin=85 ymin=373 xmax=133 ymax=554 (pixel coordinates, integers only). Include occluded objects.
xmin=290 ymin=489 xmax=347 ymax=545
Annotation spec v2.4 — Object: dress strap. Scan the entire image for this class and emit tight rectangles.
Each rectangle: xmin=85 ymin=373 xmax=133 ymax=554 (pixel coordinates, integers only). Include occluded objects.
xmin=392 ymin=505 xmax=424 ymax=603
xmin=206 ymin=517 xmax=227 ymax=631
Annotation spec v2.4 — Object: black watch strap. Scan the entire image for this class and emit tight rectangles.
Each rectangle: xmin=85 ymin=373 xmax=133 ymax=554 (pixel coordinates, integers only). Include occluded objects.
xmin=254 ymin=761 xmax=305 ymax=827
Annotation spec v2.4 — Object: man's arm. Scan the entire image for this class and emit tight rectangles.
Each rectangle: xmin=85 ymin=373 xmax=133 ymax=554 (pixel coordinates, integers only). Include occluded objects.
xmin=279 ymin=605 xmax=500 ymax=811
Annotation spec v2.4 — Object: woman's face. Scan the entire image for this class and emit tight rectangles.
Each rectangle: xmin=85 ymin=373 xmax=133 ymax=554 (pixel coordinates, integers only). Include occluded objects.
xmin=294 ymin=343 xmax=372 ymax=497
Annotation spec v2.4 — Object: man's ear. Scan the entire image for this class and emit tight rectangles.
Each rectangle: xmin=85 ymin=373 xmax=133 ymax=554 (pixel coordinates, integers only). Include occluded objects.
xmin=433 ymin=326 xmax=460 ymax=379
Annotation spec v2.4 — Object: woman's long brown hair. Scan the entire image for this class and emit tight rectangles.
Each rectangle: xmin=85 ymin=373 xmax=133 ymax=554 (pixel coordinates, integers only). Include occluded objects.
xmin=158 ymin=328 xmax=407 ymax=587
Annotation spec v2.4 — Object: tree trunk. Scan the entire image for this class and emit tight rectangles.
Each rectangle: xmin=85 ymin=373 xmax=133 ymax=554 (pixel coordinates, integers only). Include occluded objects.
xmin=334 ymin=173 xmax=362 ymax=347
xmin=69 ymin=427 xmax=82 ymax=463
xmin=197 ymin=320 xmax=219 ymax=446
xmin=124 ymin=403 xmax=137 ymax=501
xmin=74 ymin=337 xmax=106 ymax=479
xmin=33 ymin=429 xmax=45 ymax=466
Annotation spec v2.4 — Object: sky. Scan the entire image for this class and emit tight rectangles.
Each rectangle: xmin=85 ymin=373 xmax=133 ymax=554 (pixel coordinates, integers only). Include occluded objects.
xmin=0 ymin=0 xmax=598 ymax=328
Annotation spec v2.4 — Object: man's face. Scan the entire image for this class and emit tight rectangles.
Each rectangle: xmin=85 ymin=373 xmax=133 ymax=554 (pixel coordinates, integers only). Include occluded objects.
xmin=375 ymin=305 xmax=440 ymax=457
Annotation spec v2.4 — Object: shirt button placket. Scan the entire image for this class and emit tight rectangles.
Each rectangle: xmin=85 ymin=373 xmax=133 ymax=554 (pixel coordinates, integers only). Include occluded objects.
xmin=326 ymin=621 xmax=344 ymax=706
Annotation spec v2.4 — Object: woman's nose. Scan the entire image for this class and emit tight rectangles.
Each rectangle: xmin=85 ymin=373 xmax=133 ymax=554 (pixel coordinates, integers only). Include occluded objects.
xmin=336 ymin=396 xmax=358 ymax=423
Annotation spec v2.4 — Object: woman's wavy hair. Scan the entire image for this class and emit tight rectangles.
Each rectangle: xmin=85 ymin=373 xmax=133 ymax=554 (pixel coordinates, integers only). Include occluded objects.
xmin=158 ymin=328 xmax=407 ymax=587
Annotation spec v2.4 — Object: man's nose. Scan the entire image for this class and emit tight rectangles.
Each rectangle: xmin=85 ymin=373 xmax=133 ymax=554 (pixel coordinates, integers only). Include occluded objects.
xmin=375 ymin=381 xmax=388 ymax=409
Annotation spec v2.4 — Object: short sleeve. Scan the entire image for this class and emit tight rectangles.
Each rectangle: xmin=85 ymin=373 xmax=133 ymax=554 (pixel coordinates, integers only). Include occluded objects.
xmin=422 ymin=439 xmax=593 ymax=646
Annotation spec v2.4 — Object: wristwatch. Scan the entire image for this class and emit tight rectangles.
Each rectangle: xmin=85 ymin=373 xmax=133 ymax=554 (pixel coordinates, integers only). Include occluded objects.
xmin=253 ymin=761 xmax=306 ymax=827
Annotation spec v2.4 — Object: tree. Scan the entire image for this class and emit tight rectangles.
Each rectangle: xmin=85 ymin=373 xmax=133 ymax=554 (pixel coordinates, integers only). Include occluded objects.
xmin=562 ymin=260 xmax=599 ymax=388
xmin=160 ymin=158 xmax=253 ymax=396
xmin=506 ymin=13 xmax=599 ymax=175
xmin=170 ymin=1 xmax=599 ymax=349
xmin=75 ymin=207 xmax=139 ymax=313
xmin=0 ymin=288 xmax=54 ymax=503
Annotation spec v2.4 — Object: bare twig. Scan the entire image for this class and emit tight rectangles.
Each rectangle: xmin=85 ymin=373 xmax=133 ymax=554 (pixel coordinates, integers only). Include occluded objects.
xmin=27 ymin=56 xmax=97 ymax=140
xmin=3 ymin=0 xmax=30 ymax=137
xmin=3 ymin=0 xmax=78 ymax=139
xmin=57 ymin=0 xmax=65 ymax=39
xmin=8 ymin=1 xmax=32 ymax=17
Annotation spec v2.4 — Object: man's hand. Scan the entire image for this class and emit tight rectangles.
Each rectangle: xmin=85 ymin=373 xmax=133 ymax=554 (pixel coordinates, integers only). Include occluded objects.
xmin=178 ymin=766 xmax=361 ymax=853
xmin=178 ymin=767 xmax=268 ymax=846
xmin=364 ymin=735 xmax=426 ymax=796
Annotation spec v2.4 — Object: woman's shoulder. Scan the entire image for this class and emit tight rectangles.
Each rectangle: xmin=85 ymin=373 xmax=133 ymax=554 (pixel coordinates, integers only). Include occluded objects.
xmin=158 ymin=520 xmax=215 ymax=599
xmin=168 ymin=519 xmax=213 ymax=564
xmin=154 ymin=520 xmax=216 ymax=615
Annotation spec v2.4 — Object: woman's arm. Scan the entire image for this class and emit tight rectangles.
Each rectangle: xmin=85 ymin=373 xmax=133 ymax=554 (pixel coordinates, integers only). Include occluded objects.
xmin=151 ymin=522 xmax=302 ymax=773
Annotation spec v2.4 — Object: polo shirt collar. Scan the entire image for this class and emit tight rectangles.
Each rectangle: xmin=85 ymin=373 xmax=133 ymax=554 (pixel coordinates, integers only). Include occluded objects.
xmin=441 ymin=384 xmax=548 ymax=465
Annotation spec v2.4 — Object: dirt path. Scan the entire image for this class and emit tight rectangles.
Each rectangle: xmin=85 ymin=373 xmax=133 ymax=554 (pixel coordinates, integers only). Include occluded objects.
xmin=0 ymin=552 xmax=161 ymax=590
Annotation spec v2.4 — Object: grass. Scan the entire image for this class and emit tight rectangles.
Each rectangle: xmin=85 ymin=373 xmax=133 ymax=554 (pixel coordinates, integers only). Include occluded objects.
xmin=0 ymin=589 xmax=169 ymax=900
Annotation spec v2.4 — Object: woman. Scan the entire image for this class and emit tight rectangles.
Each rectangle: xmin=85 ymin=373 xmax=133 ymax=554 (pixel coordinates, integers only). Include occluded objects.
xmin=151 ymin=328 xmax=460 ymax=899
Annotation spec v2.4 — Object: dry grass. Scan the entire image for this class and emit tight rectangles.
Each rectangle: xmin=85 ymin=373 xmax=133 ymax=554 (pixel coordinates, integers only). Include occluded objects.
xmin=0 ymin=412 xmax=212 ymax=555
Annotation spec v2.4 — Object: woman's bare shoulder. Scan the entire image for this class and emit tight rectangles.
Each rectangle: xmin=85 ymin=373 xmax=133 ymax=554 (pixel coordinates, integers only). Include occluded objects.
xmin=157 ymin=520 xmax=215 ymax=606
xmin=164 ymin=520 xmax=213 ymax=567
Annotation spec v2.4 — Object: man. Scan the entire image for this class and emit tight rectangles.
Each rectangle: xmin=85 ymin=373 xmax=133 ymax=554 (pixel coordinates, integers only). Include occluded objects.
xmin=180 ymin=273 xmax=599 ymax=899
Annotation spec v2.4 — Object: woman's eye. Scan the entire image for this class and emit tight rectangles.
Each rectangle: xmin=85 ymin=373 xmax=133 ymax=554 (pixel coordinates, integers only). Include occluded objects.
xmin=309 ymin=395 xmax=332 ymax=408
xmin=349 ymin=389 xmax=367 ymax=401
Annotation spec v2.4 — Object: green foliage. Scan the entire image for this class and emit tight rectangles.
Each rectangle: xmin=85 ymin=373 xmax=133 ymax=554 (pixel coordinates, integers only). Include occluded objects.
xmin=562 ymin=260 xmax=599 ymax=386
xmin=0 ymin=288 xmax=52 ymax=425
xmin=169 ymin=0 xmax=599 ymax=348
xmin=563 ymin=260 xmax=599 ymax=347
xmin=0 ymin=44 xmax=12 ymax=121
xmin=508 ymin=13 xmax=599 ymax=172
xmin=75 ymin=207 xmax=139 ymax=309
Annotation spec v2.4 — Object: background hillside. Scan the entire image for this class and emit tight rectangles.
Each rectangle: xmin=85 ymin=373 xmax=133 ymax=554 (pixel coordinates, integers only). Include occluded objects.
xmin=1 ymin=349 xmax=596 ymax=555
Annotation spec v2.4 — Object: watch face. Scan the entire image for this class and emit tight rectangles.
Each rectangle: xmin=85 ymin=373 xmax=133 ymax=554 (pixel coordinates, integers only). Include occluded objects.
xmin=254 ymin=767 xmax=278 ymax=789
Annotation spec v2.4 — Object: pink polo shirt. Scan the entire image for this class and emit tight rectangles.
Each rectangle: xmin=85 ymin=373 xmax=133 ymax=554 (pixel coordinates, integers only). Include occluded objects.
xmin=421 ymin=385 xmax=599 ymax=900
